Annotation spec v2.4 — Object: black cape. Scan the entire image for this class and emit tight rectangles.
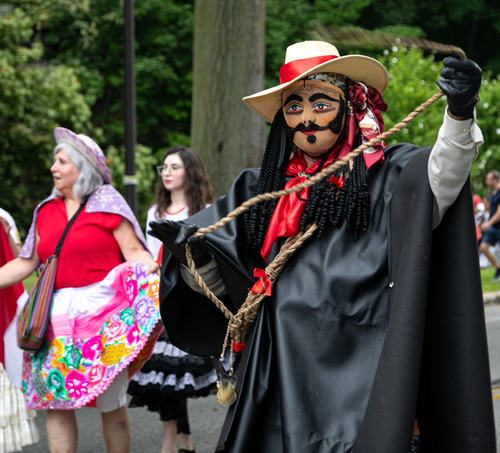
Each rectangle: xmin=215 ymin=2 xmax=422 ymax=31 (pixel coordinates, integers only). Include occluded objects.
xmin=159 ymin=144 xmax=496 ymax=453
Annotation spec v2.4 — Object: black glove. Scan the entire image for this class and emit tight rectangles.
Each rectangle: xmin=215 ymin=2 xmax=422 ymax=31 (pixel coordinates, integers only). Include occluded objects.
xmin=148 ymin=220 xmax=212 ymax=267
xmin=436 ymin=57 xmax=482 ymax=117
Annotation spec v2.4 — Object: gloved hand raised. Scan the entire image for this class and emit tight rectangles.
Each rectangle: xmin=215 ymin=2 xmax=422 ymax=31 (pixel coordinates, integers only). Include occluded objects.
xmin=148 ymin=220 xmax=212 ymax=267
xmin=436 ymin=57 xmax=482 ymax=118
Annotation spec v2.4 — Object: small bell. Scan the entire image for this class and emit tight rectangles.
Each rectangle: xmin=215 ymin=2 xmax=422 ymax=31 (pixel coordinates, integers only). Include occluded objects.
xmin=210 ymin=356 xmax=237 ymax=406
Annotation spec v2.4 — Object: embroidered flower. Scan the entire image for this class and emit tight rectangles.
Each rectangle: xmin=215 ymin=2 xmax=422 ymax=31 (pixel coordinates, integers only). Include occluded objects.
xmin=65 ymin=371 xmax=90 ymax=399
xmin=134 ymin=296 xmax=157 ymax=327
xmin=53 ymin=360 xmax=69 ymax=376
xmin=125 ymin=278 xmax=139 ymax=302
xmin=110 ymin=313 xmax=121 ymax=322
xmin=47 ymin=369 xmax=68 ymax=399
xmin=120 ymin=307 xmax=135 ymax=326
xmin=134 ymin=263 xmax=148 ymax=280
xmin=49 ymin=339 xmax=65 ymax=360
xmin=60 ymin=345 xmax=82 ymax=371
xmin=103 ymin=321 xmax=127 ymax=343
xmin=89 ymin=362 xmax=106 ymax=386
xmin=146 ymin=280 xmax=160 ymax=302
xmin=126 ymin=325 xmax=140 ymax=346
xmin=82 ymin=336 xmax=103 ymax=363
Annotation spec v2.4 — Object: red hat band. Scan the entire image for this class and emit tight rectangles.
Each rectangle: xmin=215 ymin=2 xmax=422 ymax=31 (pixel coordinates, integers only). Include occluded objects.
xmin=279 ymin=54 xmax=338 ymax=84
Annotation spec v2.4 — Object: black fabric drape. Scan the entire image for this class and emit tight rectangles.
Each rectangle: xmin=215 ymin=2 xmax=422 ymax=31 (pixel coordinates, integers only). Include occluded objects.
xmin=159 ymin=145 xmax=496 ymax=453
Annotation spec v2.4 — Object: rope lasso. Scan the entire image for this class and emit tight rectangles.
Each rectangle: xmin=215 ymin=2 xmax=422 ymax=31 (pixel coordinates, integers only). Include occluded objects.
xmin=182 ymin=89 xmax=446 ymax=403
xmin=184 ymin=89 xmax=445 ymax=341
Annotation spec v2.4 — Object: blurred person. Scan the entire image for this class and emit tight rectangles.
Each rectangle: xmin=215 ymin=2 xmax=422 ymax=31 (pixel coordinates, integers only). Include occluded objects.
xmin=128 ymin=146 xmax=215 ymax=453
xmin=0 ymin=128 xmax=162 ymax=453
xmin=0 ymin=207 xmax=21 ymax=257
xmin=0 ymin=208 xmax=39 ymax=452
xmin=472 ymin=191 xmax=484 ymax=243
xmin=480 ymin=170 xmax=500 ymax=281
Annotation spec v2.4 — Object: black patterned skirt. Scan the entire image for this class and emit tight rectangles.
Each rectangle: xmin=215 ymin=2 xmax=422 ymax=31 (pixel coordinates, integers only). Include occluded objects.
xmin=127 ymin=328 xmax=217 ymax=413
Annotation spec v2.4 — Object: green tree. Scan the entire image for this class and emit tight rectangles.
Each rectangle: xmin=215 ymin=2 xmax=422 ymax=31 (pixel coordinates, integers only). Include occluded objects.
xmin=471 ymin=75 xmax=500 ymax=196
xmin=106 ymin=143 xmax=157 ymax=228
xmin=357 ymin=0 xmax=500 ymax=73
xmin=16 ymin=0 xmax=195 ymax=152
xmin=379 ymin=47 xmax=446 ymax=149
xmin=191 ymin=0 xmax=266 ymax=196
xmin=0 ymin=6 xmax=93 ymax=235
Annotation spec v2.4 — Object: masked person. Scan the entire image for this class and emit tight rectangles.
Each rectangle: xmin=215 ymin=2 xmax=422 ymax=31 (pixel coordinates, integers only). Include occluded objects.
xmin=150 ymin=41 xmax=495 ymax=452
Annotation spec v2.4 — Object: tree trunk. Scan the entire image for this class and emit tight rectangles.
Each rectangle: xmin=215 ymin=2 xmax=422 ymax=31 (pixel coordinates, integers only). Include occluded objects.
xmin=191 ymin=0 xmax=266 ymax=197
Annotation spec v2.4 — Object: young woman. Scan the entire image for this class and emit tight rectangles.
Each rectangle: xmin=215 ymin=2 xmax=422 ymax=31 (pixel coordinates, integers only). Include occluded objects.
xmin=128 ymin=146 xmax=214 ymax=453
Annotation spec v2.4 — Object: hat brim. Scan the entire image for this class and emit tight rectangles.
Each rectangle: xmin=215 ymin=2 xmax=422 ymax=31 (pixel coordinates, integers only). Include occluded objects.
xmin=243 ymin=54 xmax=388 ymax=123
xmin=54 ymin=127 xmax=111 ymax=184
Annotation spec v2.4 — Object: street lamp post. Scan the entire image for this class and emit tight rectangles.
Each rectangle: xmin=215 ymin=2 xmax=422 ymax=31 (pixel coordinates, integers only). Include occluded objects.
xmin=124 ymin=0 xmax=138 ymax=215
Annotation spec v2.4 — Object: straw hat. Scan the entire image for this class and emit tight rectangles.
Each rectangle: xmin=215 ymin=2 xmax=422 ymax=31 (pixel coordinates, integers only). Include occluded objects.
xmin=243 ymin=41 xmax=389 ymax=123
xmin=54 ymin=127 xmax=112 ymax=184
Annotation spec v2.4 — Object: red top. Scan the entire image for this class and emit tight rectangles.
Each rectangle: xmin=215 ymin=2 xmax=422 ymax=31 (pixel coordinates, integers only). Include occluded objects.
xmin=37 ymin=197 xmax=123 ymax=290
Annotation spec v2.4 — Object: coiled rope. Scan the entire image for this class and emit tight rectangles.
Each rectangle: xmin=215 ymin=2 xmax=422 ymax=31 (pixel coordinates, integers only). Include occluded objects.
xmin=185 ymin=90 xmax=445 ymax=337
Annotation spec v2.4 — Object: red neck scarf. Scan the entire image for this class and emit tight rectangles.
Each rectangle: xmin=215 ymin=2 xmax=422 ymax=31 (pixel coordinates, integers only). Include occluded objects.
xmin=260 ymin=83 xmax=387 ymax=261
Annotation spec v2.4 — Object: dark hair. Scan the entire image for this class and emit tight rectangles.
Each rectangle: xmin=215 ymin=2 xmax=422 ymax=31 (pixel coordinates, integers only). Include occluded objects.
xmin=154 ymin=146 xmax=214 ymax=219
xmin=244 ymin=109 xmax=294 ymax=253
xmin=488 ymin=170 xmax=500 ymax=181
xmin=243 ymin=83 xmax=371 ymax=256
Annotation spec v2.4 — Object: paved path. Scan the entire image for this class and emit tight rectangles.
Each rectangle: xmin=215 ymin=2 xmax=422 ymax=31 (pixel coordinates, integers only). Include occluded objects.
xmin=22 ymin=396 xmax=228 ymax=453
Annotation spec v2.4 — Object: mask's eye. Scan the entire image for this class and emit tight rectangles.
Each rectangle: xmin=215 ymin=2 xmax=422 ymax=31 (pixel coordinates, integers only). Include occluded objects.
xmin=285 ymin=104 xmax=303 ymax=114
xmin=313 ymin=102 xmax=333 ymax=112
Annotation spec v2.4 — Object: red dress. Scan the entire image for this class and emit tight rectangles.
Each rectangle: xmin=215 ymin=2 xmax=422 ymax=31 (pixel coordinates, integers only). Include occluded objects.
xmin=36 ymin=197 xmax=122 ymax=289
xmin=22 ymin=197 xmax=162 ymax=410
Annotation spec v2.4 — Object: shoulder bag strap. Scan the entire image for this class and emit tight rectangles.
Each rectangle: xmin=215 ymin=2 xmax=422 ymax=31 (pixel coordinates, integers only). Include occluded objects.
xmin=54 ymin=200 xmax=87 ymax=257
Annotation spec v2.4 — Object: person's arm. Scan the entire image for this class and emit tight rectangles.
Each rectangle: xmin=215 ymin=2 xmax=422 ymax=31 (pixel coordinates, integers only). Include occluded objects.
xmin=7 ymin=231 xmax=21 ymax=257
xmin=428 ymin=57 xmax=482 ymax=229
xmin=145 ymin=206 xmax=162 ymax=261
xmin=113 ymin=218 xmax=159 ymax=274
xmin=428 ymin=108 xmax=483 ymax=229
xmin=0 ymin=232 xmax=41 ymax=289
xmin=0 ymin=216 xmax=21 ymax=257
xmin=481 ymin=206 xmax=500 ymax=232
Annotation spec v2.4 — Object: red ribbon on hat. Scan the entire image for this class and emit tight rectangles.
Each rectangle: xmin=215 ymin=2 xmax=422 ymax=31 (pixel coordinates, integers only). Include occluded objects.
xmin=251 ymin=268 xmax=272 ymax=296
xmin=279 ymin=55 xmax=338 ymax=84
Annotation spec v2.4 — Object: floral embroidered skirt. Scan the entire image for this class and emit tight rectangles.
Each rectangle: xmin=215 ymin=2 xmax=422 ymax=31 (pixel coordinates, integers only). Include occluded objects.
xmin=22 ymin=262 xmax=162 ymax=410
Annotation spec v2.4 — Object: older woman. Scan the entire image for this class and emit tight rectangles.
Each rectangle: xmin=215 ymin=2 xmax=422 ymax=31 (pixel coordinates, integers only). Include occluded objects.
xmin=0 ymin=128 xmax=162 ymax=453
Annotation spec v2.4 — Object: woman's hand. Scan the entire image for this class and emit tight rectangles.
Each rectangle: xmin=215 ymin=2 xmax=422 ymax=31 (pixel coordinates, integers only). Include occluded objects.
xmin=0 ymin=217 xmax=11 ymax=234
xmin=113 ymin=218 xmax=159 ymax=275
xmin=145 ymin=260 xmax=160 ymax=276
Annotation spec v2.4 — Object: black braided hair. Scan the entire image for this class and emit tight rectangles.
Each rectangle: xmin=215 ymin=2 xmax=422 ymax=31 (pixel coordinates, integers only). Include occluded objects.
xmin=299 ymin=132 xmax=370 ymax=240
xmin=243 ymin=109 xmax=293 ymax=254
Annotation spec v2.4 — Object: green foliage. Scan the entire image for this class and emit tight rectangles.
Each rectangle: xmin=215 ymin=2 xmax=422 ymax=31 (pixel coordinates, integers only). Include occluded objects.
xmin=16 ymin=0 xmax=194 ymax=151
xmin=471 ymin=75 xmax=500 ymax=196
xmin=106 ymin=143 xmax=157 ymax=230
xmin=266 ymin=0 xmax=373 ymax=88
xmin=0 ymin=7 xmax=93 ymax=235
xmin=379 ymin=47 xmax=446 ymax=148
xmin=3 ymin=0 xmax=500 ymax=238
xmin=381 ymin=47 xmax=500 ymax=197
xmin=358 ymin=0 xmax=500 ymax=74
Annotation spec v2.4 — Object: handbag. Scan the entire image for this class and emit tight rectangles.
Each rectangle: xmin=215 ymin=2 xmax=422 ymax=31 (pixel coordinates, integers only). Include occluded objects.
xmin=17 ymin=201 xmax=86 ymax=351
